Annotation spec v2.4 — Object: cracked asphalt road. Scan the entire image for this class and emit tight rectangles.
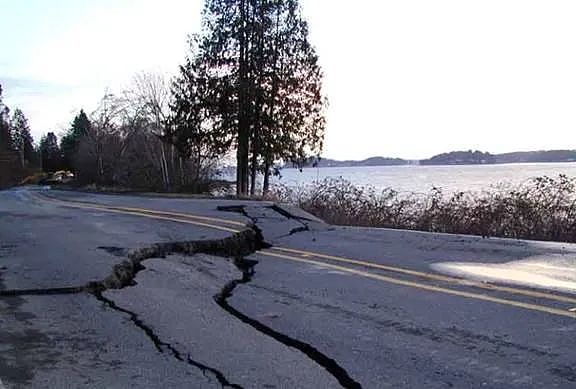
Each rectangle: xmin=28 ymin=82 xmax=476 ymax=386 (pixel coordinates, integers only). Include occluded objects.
xmin=1 ymin=186 xmax=576 ymax=388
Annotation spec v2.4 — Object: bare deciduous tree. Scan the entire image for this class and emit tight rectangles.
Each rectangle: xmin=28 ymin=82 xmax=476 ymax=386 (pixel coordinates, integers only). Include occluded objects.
xmin=74 ymin=75 xmax=222 ymax=192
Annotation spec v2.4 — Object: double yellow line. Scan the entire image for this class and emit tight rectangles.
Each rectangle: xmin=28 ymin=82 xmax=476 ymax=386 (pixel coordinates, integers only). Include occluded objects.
xmin=31 ymin=190 xmax=576 ymax=319
xmin=261 ymin=248 xmax=576 ymax=318
xmin=30 ymin=191 xmax=244 ymax=233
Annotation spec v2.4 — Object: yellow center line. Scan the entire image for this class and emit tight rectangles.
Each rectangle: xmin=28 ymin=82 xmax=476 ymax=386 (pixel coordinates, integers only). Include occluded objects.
xmin=31 ymin=191 xmax=576 ymax=313
xmin=269 ymin=247 xmax=576 ymax=305
xmin=34 ymin=191 xmax=246 ymax=227
xmin=31 ymin=192 xmax=241 ymax=233
xmin=259 ymin=250 xmax=576 ymax=319
xmin=103 ymin=206 xmax=246 ymax=227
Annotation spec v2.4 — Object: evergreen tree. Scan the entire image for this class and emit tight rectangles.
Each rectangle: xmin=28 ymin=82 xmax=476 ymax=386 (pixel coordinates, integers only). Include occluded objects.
xmin=174 ymin=0 xmax=326 ymax=196
xmin=168 ymin=51 xmax=234 ymax=176
xmin=249 ymin=0 xmax=326 ymax=193
xmin=0 ymin=84 xmax=13 ymax=151
xmin=9 ymin=108 xmax=36 ymax=167
xmin=40 ymin=132 xmax=62 ymax=172
xmin=61 ymin=110 xmax=90 ymax=171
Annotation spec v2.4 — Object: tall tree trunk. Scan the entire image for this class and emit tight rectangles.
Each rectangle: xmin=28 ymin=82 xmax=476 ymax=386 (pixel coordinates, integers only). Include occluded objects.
xmin=97 ymin=139 xmax=104 ymax=184
xmin=179 ymin=156 xmax=184 ymax=188
xmin=249 ymin=3 xmax=266 ymax=197
xmin=263 ymin=156 xmax=272 ymax=195
xmin=250 ymin=132 xmax=258 ymax=196
xmin=18 ymin=149 xmax=24 ymax=170
xmin=236 ymin=0 xmax=250 ymax=196
xmin=260 ymin=6 xmax=281 ymax=196
xmin=236 ymin=133 xmax=249 ymax=196
xmin=160 ymin=142 xmax=170 ymax=191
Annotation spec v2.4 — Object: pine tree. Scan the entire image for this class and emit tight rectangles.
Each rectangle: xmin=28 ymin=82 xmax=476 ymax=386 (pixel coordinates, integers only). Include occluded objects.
xmin=168 ymin=50 xmax=234 ymax=181
xmin=250 ymin=0 xmax=326 ymax=193
xmin=0 ymin=84 xmax=13 ymax=151
xmin=9 ymin=109 xmax=36 ymax=167
xmin=61 ymin=110 xmax=90 ymax=172
xmin=40 ymin=132 xmax=62 ymax=172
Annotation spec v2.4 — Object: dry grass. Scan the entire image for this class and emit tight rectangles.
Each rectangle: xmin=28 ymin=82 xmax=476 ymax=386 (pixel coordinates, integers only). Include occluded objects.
xmin=266 ymin=175 xmax=576 ymax=243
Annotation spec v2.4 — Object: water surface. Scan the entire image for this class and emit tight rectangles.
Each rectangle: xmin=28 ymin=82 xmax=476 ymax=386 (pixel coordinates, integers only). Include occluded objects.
xmin=274 ymin=163 xmax=576 ymax=194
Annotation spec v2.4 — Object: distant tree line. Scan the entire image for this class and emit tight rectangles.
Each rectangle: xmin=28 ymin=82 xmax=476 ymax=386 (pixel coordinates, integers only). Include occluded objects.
xmin=420 ymin=149 xmax=576 ymax=166
xmin=420 ymin=150 xmax=495 ymax=165
xmin=0 ymin=83 xmax=39 ymax=187
xmin=39 ymin=75 xmax=217 ymax=192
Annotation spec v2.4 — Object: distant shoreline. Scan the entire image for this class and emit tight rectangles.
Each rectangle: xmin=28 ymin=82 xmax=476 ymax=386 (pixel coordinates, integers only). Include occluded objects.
xmin=284 ymin=160 xmax=576 ymax=170
xmin=293 ymin=149 xmax=576 ymax=169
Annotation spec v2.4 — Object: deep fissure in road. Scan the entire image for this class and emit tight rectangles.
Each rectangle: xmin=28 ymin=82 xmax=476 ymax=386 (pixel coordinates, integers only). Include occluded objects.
xmin=0 ymin=231 xmax=257 ymax=388
xmin=89 ymin=206 xmax=362 ymax=389
xmin=93 ymin=290 xmax=243 ymax=389
xmin=85 ymin=229 xmax=260 ymax=389
xmin=267 ymin=205 xmax=312 ymax=236
xmin=0 ymin=286 xmax=84 ymax=297
xmin=85 ymin=228 xmax=261 ymax=293
xmin=216 ymin=205 xmax=362 ymax=389
xmin=217 ymin=204 xmax=311 ymax=237
xmin=214 ymin=255 xmax=363 ymax=389
xmin=0 ymin=206 xmax=361 ymax=388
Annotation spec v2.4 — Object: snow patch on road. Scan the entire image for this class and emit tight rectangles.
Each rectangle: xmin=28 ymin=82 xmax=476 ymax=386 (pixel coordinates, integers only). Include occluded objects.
xmin=432 ymin=255 xmax=576 ymax=294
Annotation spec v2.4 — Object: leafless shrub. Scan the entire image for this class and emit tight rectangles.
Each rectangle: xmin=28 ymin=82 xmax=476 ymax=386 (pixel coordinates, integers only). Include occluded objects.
xmin=74 ymin=77 xmax=220 ymax=193
xmin=267 ymin=175 xmax=576 ymax=242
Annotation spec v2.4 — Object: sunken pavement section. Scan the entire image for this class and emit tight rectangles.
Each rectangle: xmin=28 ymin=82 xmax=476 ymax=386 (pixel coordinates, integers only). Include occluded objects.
xmin=0 ymin=190 xmax=350 ymax=388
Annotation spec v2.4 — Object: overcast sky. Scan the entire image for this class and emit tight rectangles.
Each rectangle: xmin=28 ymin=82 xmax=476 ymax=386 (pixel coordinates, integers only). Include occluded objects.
xmin=2 ymin=0 xmax=576 ymax=160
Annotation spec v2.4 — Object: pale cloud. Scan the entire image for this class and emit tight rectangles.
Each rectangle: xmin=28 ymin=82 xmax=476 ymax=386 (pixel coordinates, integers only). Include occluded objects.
xmin=302 ymin=0 xmax=576 ymax=159
xmin=22 ymin=1 xmax=201 ymax=86
xmin=2 ymin=0 xmax=576 ymax=159
xmin=2 ymin=0 xmax=202 ymax=138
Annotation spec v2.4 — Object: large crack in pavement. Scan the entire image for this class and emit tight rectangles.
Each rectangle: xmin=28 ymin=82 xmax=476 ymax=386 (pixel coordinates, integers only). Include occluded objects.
xmin=217 ymin=204 xmax=311 ymax=238
xmin=214 ymin=255 xmax=363 ymax=389
xmin=0 ymin=286 xmax=84 ymax=297
xmin=83 ymin=228 xmax=261 ymax=388
xmin=90 ymin=204 xmax=362 ymax=388
xmin=84 ymin=228 xmax=261 ymax=294
xmin=92 ymin=291 xmax=243 ymax=389
xmin=267 ymin=204 xmax=311 ymax=235
xmin=1 ymin=205 xmax=361 ymax=388
xmin=217 ymin=204 xmax=362 ymax=389
xmin=0 ymin=231 xmax=258 ymax=388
